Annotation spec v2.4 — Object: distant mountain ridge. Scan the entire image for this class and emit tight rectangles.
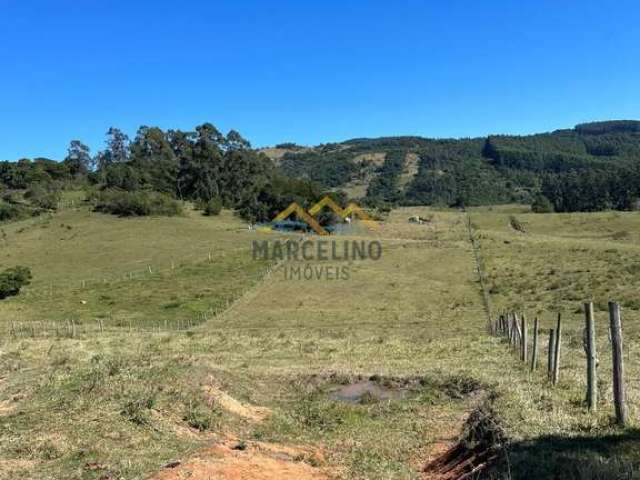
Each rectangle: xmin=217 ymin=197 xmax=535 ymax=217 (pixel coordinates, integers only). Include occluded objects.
xmin=261 ymin=120 xmax=640 ymax=211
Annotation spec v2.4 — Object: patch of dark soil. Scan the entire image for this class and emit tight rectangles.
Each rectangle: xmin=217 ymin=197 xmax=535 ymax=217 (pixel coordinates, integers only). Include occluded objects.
xmin=328 ymin=380 xmax=408 ymax=404
xmin=306 ymin=372 xmax=486 ymax=405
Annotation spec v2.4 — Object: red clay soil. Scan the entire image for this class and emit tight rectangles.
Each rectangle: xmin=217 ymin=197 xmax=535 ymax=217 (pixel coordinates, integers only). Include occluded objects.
xmin=149 ymin=438 xmax=330 ymax=480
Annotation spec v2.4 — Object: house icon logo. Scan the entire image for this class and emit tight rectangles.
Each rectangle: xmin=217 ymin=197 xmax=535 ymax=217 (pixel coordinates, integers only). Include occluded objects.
xmin=268 ymin=196 xmax=380 ymax=235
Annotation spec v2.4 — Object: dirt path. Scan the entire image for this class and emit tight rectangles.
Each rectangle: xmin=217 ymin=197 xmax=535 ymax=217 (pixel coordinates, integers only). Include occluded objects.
xmin=149 ymin=437 xmax=330 ymax=480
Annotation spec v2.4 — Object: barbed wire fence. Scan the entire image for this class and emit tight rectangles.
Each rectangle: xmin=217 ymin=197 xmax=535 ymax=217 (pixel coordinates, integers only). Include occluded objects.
xmin=466 ymin=213 xmax=633 ymax=426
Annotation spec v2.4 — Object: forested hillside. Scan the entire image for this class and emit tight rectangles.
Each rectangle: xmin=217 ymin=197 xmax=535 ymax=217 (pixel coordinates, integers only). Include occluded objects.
xmin=0 ymin=124 xmax=328 ymax=223
xmin=268 ymin=120 xmax=640 ymax=212
xmin=2 ymin=120 xmax=640 ymax=219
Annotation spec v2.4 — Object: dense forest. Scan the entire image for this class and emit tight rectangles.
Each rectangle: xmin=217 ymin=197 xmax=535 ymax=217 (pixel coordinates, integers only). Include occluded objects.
xmin=2 ymin=120 xmax=640 ymax=220
xmin=274 ymin=120 xmax=640 ymax=212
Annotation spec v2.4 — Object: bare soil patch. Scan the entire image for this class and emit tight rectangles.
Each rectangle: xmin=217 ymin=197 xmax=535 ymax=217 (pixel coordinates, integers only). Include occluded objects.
xmin=150 ymin=438 xmax=329 ymax=480
xmin=203 ymin=384 xmax=271 ymax=422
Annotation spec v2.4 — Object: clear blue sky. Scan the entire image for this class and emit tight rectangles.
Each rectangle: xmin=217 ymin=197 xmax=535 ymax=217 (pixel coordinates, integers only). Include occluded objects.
xmin=1 ymin=0 xmax=639 ymax=160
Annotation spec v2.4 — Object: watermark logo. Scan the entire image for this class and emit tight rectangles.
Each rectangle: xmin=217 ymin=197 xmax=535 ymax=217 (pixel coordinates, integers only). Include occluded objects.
xmin=252 ymin=196 xmax=382 ymax=281
xmin=267 ymin=195 xmax=380 ymax=235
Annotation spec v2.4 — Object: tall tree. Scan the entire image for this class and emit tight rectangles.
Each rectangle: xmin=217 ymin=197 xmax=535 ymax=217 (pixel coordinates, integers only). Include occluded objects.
xmin=176 ymin=123 xmax=224 ymax=201
xmin=63 ymin=140 xmax=93 ymax=175
xmin=225 ymin=130 xmax=251 ymax=151
xmin=168 ymin=129 xmax=195 ymax=199
xmin=129 ymin=126 xmax=177 ymax=193
xmin=97 ymin=127 xmax=130 ymax=170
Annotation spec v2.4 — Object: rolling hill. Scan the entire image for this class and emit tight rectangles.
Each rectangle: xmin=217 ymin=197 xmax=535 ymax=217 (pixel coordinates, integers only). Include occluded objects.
xmin=262 ymin=120 xmax=640 ymax=210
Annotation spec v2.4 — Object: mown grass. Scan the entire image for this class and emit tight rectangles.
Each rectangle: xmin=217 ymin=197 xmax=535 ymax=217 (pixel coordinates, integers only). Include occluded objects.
xmin=2 ymin=203 xmax=640 ymax=479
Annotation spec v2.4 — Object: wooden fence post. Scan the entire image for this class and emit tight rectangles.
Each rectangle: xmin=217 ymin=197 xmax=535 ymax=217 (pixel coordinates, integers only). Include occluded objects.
xmin=585 ymin=302 xmax=597 ymax=412
xmin=509 ymin=313 xmax=516 ymax=346
xmin=511 ymin=313 xmax=519 ymax=348
xmin=552 ymin=313 xmax=562 ymax=385
xmin=609 ymin=301 xmax=628 ymax=425
xmin=548 ymin=328 xmax=555 ymax=381
xmin=521 ymin=315 xmax=528 ymax=362
xmin=531 ymin=317 xmax=539 ymax=371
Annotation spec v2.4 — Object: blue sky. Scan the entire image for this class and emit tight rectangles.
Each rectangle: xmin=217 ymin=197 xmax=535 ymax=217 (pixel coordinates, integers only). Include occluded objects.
xmin=1 ymin=0 xmax=639 ymax=159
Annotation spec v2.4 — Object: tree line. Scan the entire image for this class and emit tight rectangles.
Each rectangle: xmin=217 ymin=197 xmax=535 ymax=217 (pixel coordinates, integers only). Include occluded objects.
xmin=2 ymin=120 xmax=640 ymax=217
xmin=0 ymin=123 xmax=332 ymax=222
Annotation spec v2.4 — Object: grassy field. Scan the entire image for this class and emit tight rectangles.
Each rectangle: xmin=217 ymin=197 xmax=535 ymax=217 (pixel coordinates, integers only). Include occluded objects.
xmin=1 ymin=202 xmax=640 ymax=479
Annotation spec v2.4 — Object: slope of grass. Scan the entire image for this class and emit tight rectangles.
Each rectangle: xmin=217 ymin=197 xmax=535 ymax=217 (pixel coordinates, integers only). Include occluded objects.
xmin=2 ymin=204 xmax=640 ymax=479
xmin=0 ymin=207 xmax=270 ymax=332
xmin=471 ymin=207 xmax=640 ymax=477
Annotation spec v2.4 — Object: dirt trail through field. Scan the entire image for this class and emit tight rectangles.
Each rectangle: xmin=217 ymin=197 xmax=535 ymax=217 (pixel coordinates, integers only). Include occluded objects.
xmin=149 ymin=437 xmax=330 ymax=480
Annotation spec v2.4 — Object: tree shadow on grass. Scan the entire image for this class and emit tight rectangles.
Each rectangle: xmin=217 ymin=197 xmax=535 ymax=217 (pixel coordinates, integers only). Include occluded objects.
xmin=501 ymin=428 xmax=640 ymax=479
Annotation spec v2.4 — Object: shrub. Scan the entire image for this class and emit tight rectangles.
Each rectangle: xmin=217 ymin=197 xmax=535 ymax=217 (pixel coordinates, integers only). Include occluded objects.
xmin=531 ymin=194 xmax=554 ymax=213
xmin=121 ymin=395 xmax=156 ymax=426
xmin=0 ymin=266 xmax=32 ymax=299
xmin=183 ymin=408 xmax=212 ymax=431
xmin=0 ymin=201 xmax=27 ymax=222
xmin=203 ymin=197 xmax=223 ymax=216
xmin=25 ymin=182 xmax=61 ymax=210
xmin=183 ymin=398 xmax=220 ymax=431
xmin=93 ymin=190 xmax=182 ymax=217
xmin=509 ymin=215 xmax=527 ymax=233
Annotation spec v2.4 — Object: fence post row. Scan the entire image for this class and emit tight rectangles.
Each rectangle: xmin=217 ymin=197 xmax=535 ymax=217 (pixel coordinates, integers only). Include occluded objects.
xmin=491 ymin=301 xmax=628 ymax=422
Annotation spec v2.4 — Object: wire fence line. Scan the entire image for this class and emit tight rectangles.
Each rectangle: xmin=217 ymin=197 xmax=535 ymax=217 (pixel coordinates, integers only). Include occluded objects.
xmin=16 ymin=245 xmax=253 ymax=301
xmin=2 ymin=263 xmax=271 ymax=340
xmin=1 ymin=237 xmax=307 ymax=341
xmin=468 ymin=214 xmax=636 ymax=425
xmin=3 ymin=229 xmax=483 ymax=343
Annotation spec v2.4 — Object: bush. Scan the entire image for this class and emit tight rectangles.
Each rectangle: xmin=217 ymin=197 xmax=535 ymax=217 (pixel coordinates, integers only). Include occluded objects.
xmin=509 ymin=215 xmax=527 ymax=233
xmin=93 ymin=190 xmax=182 ymax=217
xmin=531 ymin=194 xmax=554 ymax=213
xmin=203 ymin=197 xmax=223 ymax=216
xmin=0 ymin=201 xmax=27 ymax=222
xmin=25 ymin=182 xmax=61 ymax=210
xmin=0 ymin=266 xmax=32 ymax=299
xmin=183 ymin=408 xmax=213 ymax=431
xmin=120 ymin=396 xmax=156 ymax=426
xmin=183 ymin=397 xmax=221 ymax=431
